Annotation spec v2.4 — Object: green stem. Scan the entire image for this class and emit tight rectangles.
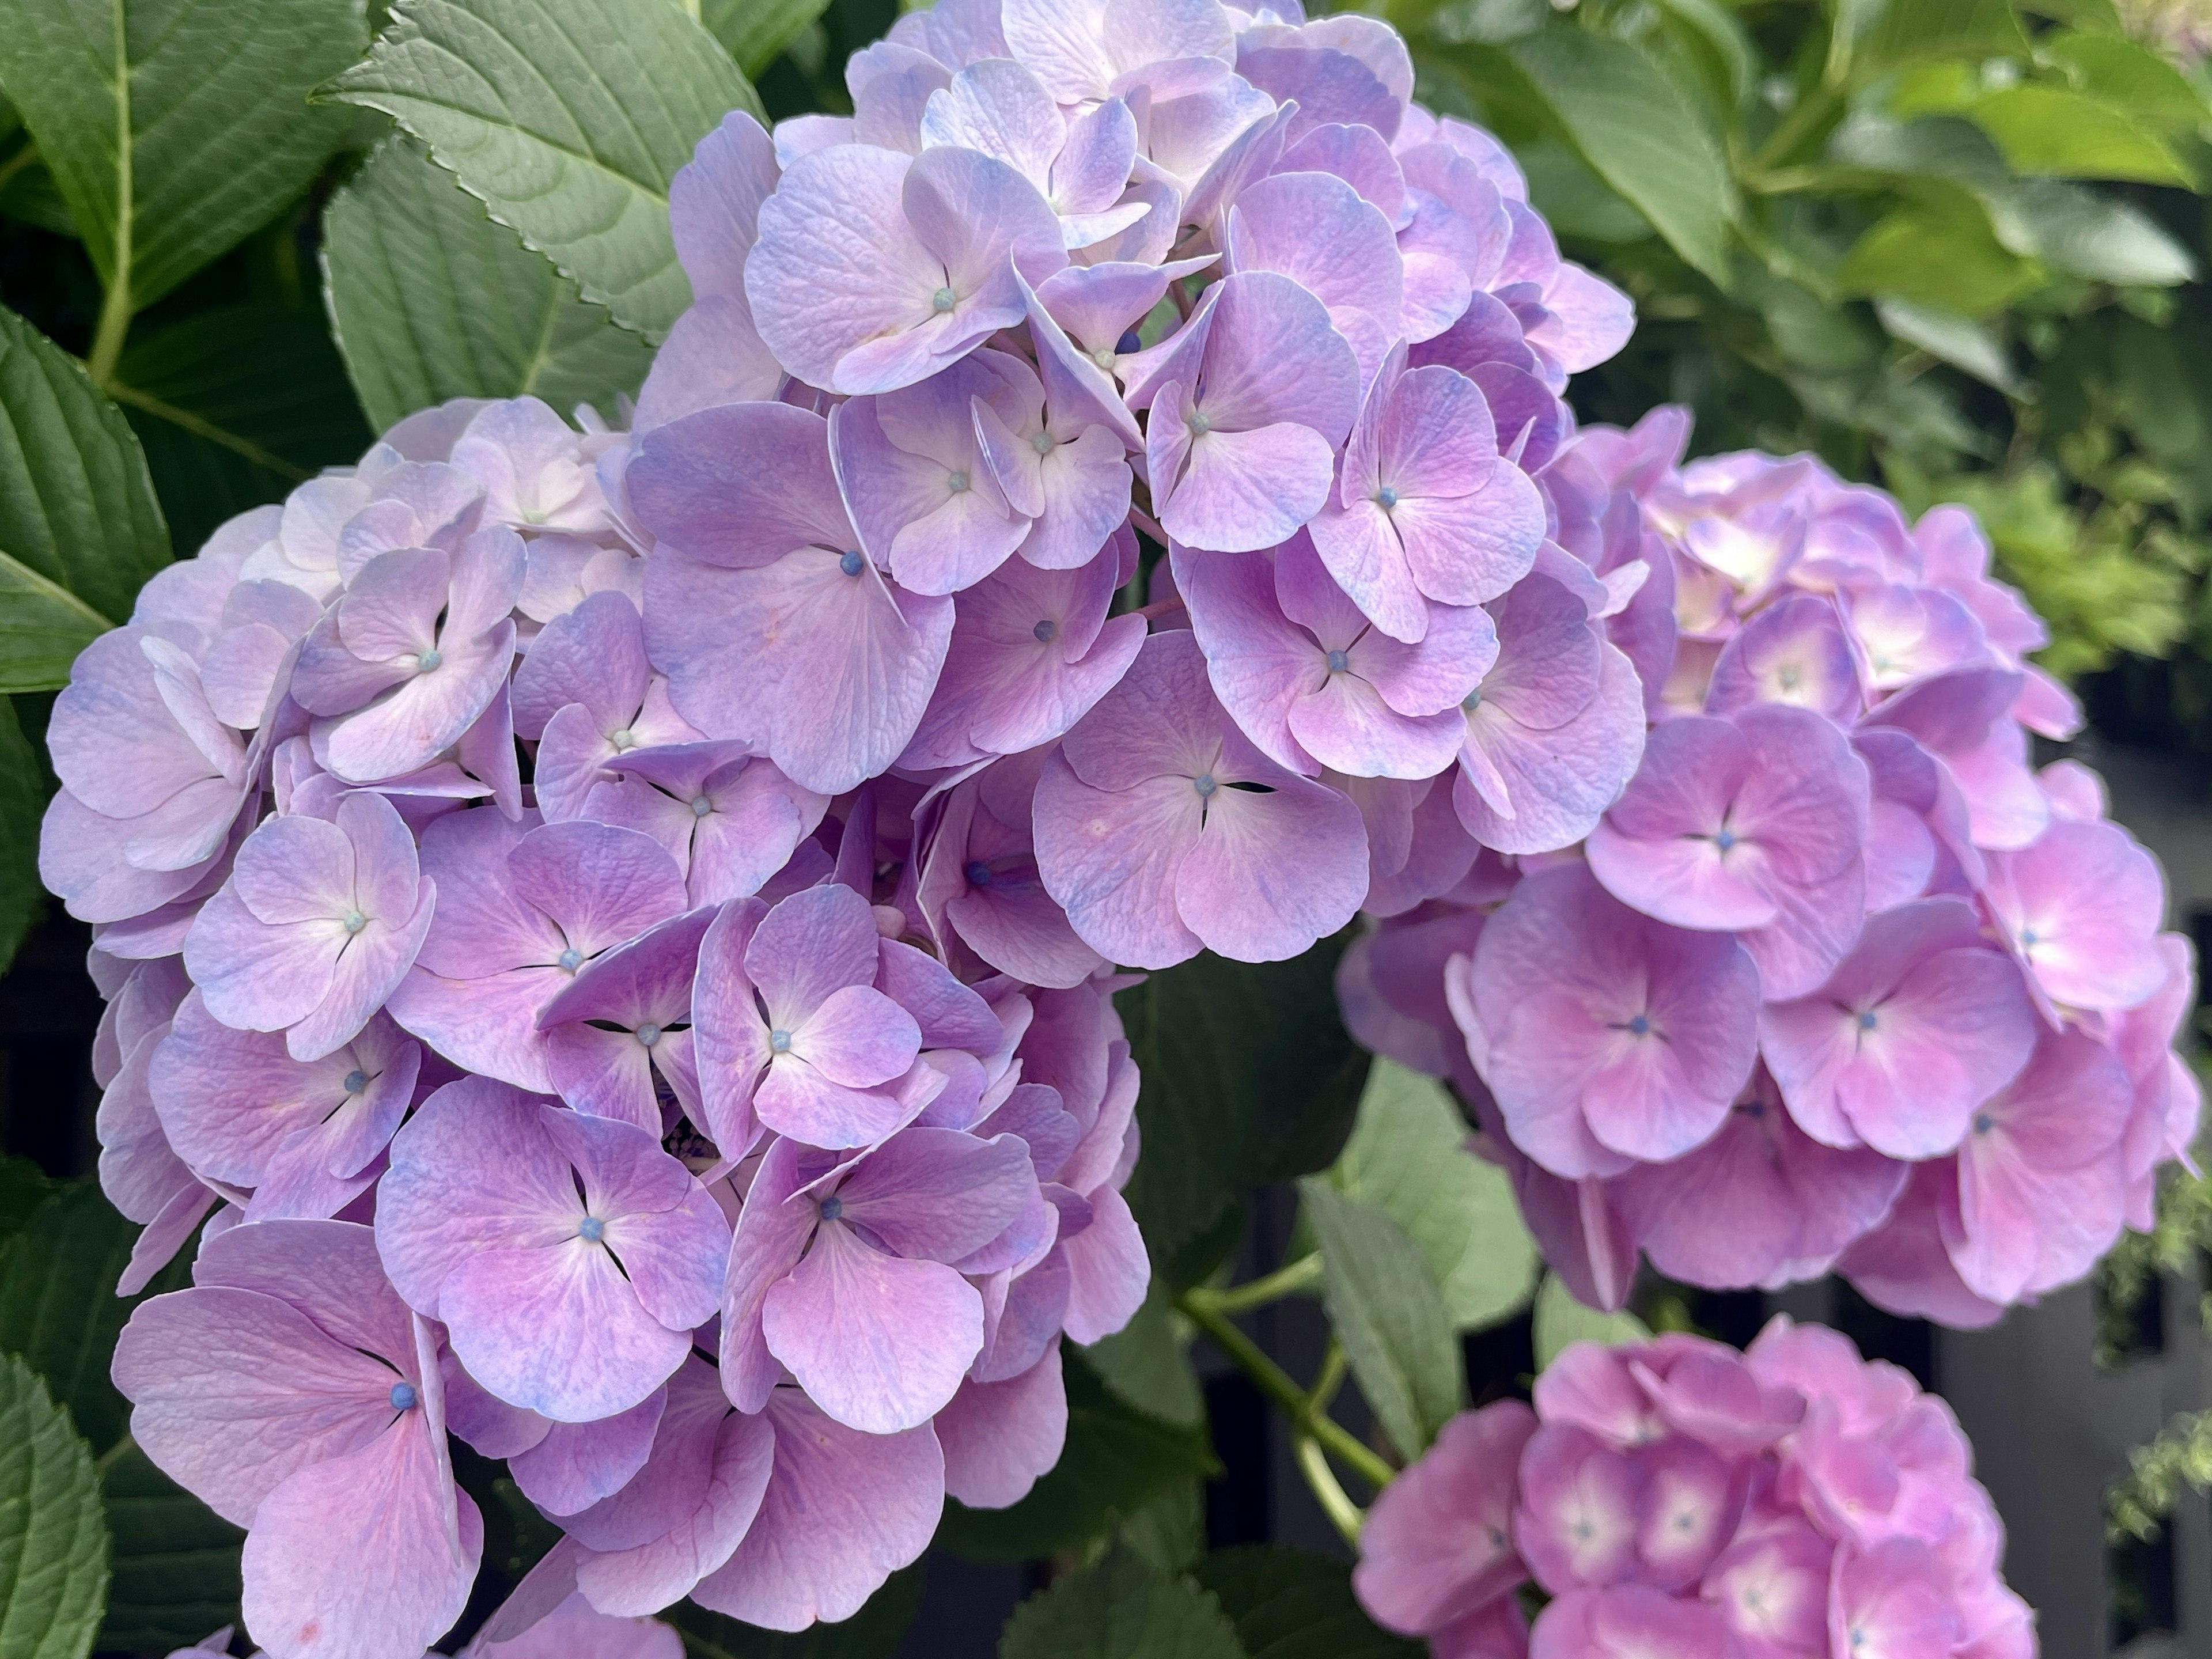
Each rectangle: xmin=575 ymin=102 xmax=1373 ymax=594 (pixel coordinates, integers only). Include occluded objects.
xmin=1175 ymin=1290 xmax=1397 ymax=1492
xmin=1751 ymin=79 xmax=1842 ymax=175
xmin=1192 ymin=1252 xmax=1323 ymax=1316
xmin=0 ymin=141 xmax=37 ymax=197
xmin=1296 ymin=1433 xmax=1365 ymax=1546
xmin=88 ymin=0 xmax=132 ymax=389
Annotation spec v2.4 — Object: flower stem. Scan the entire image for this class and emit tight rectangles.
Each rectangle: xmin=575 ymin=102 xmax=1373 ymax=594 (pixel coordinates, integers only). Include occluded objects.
xmin=1296 ymin=1432 xmax=1365 ymax=1546
xmin=1189 ymin=1251 xmax=1322 ymax=1316
xmin=1173 ymin=1289 xmax=1397 ymax=1493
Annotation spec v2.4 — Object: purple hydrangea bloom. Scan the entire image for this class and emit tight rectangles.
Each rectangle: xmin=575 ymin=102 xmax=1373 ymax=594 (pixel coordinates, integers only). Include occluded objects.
xmin=375 ymin=1078 xmax=728 ymax=1421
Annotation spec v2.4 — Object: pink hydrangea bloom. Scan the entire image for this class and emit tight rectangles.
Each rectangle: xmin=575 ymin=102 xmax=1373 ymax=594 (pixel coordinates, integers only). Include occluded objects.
xmin=1357 ymin=1320 xmax=2032 ymax=1659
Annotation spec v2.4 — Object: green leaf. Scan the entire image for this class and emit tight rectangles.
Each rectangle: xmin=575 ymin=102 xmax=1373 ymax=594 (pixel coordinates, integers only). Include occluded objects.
xmin=330 ymin=0 xmax=761 ymax=341
xmin=0 ymin=1181 xmax=161 ymax=1456
xmin=0 ymin=700 xmax=46 ymax=975
xmin=1297 ymin=1180 xmax=1462 ymax=1460
xmin=1517 ymin=139 xmax=1652 ymax=244
xmin=937 ymin=1349 xmax=1218 ymax=1562
xmin=703 ymin=0 xmax=833 ymax=79
xmin=1835 ymin=205 xmax=2039 ymax=318
xmin=325 ymin=135 xmax=654 ymax=433
xmin=1965 ymin=86 xmax=2195 ymax=185
xmin=1506 ymin=24 xmax=1736 ymax=285
xmin=1861 ymin=0 xmax=2027 ymax=66
xmin=2038 ymin=31 xmax=2210 ymax=129
xmin=1531 ymin=1273 xmax=1648 ymax=1370
xmin=1330 ymin=1060 xmax=1537 ymax=1334
xmin=1115 ymin=1479 xmax=1205 ymax=1574
xmin=2000 ymin=180 xmax=2195 ymax=287
xmin=998 ymin=1544 xmax=1244 ymax=1659
xmin=1192 ymin=1547 xmax=1422 ymax=1659
xmin=0 ymin=305 xmax=169 ymax=693
xmin=0 ymin=0 xmax=366 ymax=313
xmin=96 ymin=1441 xmax=241 ymax=1653
xmin=0 ymin=1353 xmax=108 ymax=1659
xmin=1118 ymin=943 xmax=1370 ymax=1291
xmin=1874 ymin=299 xmax=2025 ymax=396
xmin=1084 ymin=1280 xmax=1204 ymax=1429
xmin=113 ymin=304 xmax=373 ymax=554
xmin=668 ymin=1565 xmax=920 ymax=1658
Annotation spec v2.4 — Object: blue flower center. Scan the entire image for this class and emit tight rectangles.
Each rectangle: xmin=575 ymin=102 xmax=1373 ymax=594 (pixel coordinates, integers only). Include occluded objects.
xmin=558 ymin=947 xmax=584 ymax=971
xmin=1032 ymin=431 xmax=1056 ymax=455
xmin=1033 ymin=619 xmax=1057 ymax=643
xmin=342 ymin=910 xmax=366 ymax=934
xmin=2018 ymin=926 xmax=2040 ymax=948
xmin=947 ymin=471 xmax=970 ymax=494
xmin=966 ymin=860 xmax=993 ymax=888
xmin=819 ymin=1196 xmax=844 ymax=1222
xmin=1857 ymin=1010 xmax=1878 ymax=1032
xmin=1462 ymin=688 xmax=1482 ymax=712
xmin=1375 ymin=486 xmax=1399 ymax=509
xmin=1973 ymin=1112 xmax=1995 ymax=1135
xmin=1627 ymin=1014 xmax=1653 ymax=1037
xmin=635 ymin=1023 xmax=661 ymax=1047
xmin=389 ymin=1381 xmax=418 ymax=1411
xmin=932 ymin=286 xmax=957 ymax=313
xmin=1115 ymin=328 xmax=1143 ymax=355
xmin=343 ymin=1070 xmax=368 ymax=1094
xmin=1192 ymin=774 xmax=1217 ymax=798
xmin=1325 ymin=649 xmax=1350 ymax=673
xmin=770 ymin=1028 xmax=793 ymax=1053
xmin=839 ymin=550 xmax=866 ymax=577
xmin=690 ymin=794 xmax=714 ymax=818
xmin=1187 ymin=410 xmax=1214 ymax=437
xmin=577 ymin=1215 xmax=606 ymax=1243
xmin=1713 ymin=828 xmax=1738 ymax=854
xmin=415 ymin=649 xmax=442 ymax=672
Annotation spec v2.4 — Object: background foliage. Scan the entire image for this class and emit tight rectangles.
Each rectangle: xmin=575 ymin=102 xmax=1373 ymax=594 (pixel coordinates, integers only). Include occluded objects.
xmin=0 ymin=0 xmax=2209 ymax=1653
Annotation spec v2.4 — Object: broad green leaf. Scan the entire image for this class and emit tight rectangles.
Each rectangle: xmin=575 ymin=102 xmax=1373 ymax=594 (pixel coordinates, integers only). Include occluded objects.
xmin=1084 ymin=1281 xmax=1204 ymax=1429
xmin=937 ymin=1349 xmax=1218 ymax=1561
xmin=2001 ymin=180 xmax=2195 ymax=287
xmin=667 ymin=1565 xmax=919 ymax=1658
xmin=1507 ymin=24 xmax=1736 ymax=285
xmin=0 ymin=306 xmax=170 ymax=694
xmin=1330 ymin=1060 xmax=1537 ymax=1334
xmin=96 ymin=1442 xmax=241 ymax=1653
xmin=1861 ymin=0 xmax=2027 ymax=66
xmin=1118 ymin=943 xmax=1370 ymax=1290
xmin=1835 ymin=206 xmax=2039 ymax=318
xmin=1531 ymin=1273 xmax=1648 ymax=1370
xmin=998 ymin=1544 xmax=1244 ymax=1659
xmin=1298 ymin=1180 xmax=1462 ymax=1460
xmin=325 ymin=136 xmax=654 ymax=434
xmin=1517 ymin=140 xmax=1652 ymax=244
xmin=0 ymin=1353 xmax=108 ymax=1659
xmin=704 ymin=0 xmax=834 ymax=79
xmin=2038 ymin=31 xmax=2210 ymax=128
xmin=0 ymin=1180 xmax=173 ymax=1456
xmin=114 ymin=304 xmax=373 ymax=555
xmin=1875 ymin=300 xmax=2025 ymax=396
xmin=0 ymin=153 xmax=74 ymax=238
xmin=330 ymin=0 xmax=762 ymax=341
xmin=1115 ymin=1479 xmax=1204 ymax=1574
xmin=1192 ymin=1548 xmax=1422 ymax=1659
xmin=0 ymin=700 xmax=46 ymax=975
xmin=1966 ymin=86 xmax=2194 ymax=185
xmin=0 ymin=0 xmax=366 ymax=313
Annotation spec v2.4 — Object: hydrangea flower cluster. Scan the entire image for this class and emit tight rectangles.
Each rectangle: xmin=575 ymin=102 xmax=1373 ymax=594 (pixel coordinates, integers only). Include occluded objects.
xmin=1353 ymin=1319 xmax=2034 ymax=1659
xmin=629 ymin=0 xmax=1640 ymax=971
xmin=58 ymin=371 xmax=1148 ymax=1657
xmin=1340 ymin=410 xmax=2199 ymax=1323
